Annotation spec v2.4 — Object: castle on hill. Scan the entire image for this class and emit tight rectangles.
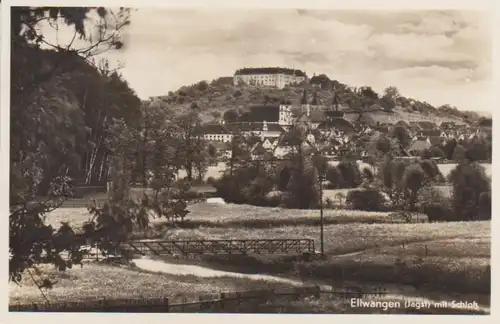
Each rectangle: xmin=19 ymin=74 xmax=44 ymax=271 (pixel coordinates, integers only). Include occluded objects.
xmin=233 ymin=67 xmax=308 ymax=89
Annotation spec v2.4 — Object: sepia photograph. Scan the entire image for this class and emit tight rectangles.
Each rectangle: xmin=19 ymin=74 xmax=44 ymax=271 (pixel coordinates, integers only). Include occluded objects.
xmin=4 ymin=1 xmax=493 ymax=317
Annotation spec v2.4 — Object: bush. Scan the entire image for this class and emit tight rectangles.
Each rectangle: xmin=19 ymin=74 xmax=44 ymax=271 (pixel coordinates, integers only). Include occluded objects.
xmin=283 ymin=166 xmax=320 ymax=209
xmin=448 ymin=162 xmax=491 ymax=221
xmin=345 ymin=188 xmax=385 ymax=211
xmin=241 ymin=175 xmax=274 ymax=206
xmin=206 ymin=177 xmax=216 ymax=185
xmin=213 ymin=174 xmax=247 ymax=204
xmin=423 ymin=203 xmax=453 ymax=222
xmin=325 ymin=165 xmax=342 ymax=189
xmin=233 ymin=90 xmax=242 ymax=98
xmin=478 ymin=191 xmax=491 ymax=220
xmin=420 ymin=159 xmax=443 ymax=181
xmin=336 ymin=161 xmax=361 ymax=188
xmin=197 ymin=81 xmax=209 ymax=92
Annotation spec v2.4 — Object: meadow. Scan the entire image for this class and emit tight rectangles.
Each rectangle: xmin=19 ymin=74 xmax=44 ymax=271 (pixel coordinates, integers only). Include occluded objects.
xmin=9 ymin=262 xmax=294 ymax=305
xmin=14 ymin=199 xmax=491 ymax=311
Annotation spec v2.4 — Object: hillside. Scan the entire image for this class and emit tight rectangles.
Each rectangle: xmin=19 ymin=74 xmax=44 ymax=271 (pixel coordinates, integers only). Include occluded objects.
xmin=153 ymin=75 xmax=481 ymax=125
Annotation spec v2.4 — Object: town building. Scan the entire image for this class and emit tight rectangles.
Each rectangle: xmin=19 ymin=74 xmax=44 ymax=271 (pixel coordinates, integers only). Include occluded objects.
xmin=233 ymin=67 xmax=308 ymax=89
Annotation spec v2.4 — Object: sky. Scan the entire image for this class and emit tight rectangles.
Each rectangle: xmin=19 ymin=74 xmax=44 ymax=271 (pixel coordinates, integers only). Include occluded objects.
xmin=39 ymin=8 xmax=492 ymax=112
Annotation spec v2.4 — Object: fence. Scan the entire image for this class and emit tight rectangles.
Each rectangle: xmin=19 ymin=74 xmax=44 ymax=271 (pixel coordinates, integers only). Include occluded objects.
xmin=122 ymin=238 xmax=316 ymax=257
xmin=10 ymin=286 xmax=321 ymax=313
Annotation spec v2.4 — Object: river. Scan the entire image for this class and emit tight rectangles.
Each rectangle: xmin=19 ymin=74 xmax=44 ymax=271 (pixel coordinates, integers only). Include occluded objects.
xmin=132 ymin=256 xmax=490 ymax=314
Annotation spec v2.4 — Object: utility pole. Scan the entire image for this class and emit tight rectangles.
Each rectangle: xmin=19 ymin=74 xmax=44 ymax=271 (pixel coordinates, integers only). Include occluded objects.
xmin=319 ymin=172 xmax=325 ymax=255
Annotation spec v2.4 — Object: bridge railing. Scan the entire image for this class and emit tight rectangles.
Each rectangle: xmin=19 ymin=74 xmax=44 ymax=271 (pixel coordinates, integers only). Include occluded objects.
xmin=121 ymin=238 xmax=316 ymax=257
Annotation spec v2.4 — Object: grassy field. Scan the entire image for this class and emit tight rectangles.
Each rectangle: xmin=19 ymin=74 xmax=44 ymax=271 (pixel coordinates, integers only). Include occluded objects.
xmin=43 ymin=203 xmax=490 ymax=259
xmin=37 ymin=202 xmax=491 ymax=307
xmin=9 ymin=262 xmax=295 ymax=305
xmin=44 ymin=201 xmax=422 ymax=231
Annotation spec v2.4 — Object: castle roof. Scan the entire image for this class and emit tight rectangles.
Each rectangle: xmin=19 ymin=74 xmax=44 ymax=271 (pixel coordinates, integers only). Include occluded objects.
xmin=237 ymin=105 xmax=280 ymax=123
xmin=234 ymin=67 xmax=307 ymax=77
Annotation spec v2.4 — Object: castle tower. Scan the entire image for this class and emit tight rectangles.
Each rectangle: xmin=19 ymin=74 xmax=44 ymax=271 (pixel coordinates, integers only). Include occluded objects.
xmin=331 ymin=91 xmax=339 ymax=111
xmin=301 ymin=89 xmax=308 ymax=105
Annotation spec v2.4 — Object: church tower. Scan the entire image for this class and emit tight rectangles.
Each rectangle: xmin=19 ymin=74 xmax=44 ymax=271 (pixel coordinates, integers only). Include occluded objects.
xmin=300 ymin=88 xmax=311 ymax=116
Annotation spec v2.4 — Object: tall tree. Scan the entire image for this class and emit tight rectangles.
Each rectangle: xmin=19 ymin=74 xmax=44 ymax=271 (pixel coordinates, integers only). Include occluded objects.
xmin=10 ymin=6 xmax=133 ymax=283
xmin=174 ymin=111 xmax=206 ymax=182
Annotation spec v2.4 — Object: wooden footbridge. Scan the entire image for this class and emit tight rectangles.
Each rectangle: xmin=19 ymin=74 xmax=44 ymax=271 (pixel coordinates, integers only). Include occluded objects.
xmin=85 ymin=239 xmax=316 ymax=260
xmin=121 ymin=239 xmax=315 ymax=257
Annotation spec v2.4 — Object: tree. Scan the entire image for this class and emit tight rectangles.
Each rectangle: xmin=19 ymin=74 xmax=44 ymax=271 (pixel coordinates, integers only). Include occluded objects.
xmin=173 ymin=111 xmax=206 ymax=182
xmin=403 ymin=164 xmax=426 ymax=211
xmin=326 ymin=165 xmax=342 ymax=189
xmin=10 ymin=6 xmax=133 ymax=283
xmin=196 ymin=80 xmax=209 ymax=92
xmin=383 ymin=86 xmax=400 ymax=99
xmin=452 ymin=145 xmax=467 ymax=162
xmin=421 ymin=146 xmax=445 ymax=160
xmin=478 ymin=192 xmax=491 ymax=220
xmin=223 ymin=109 xmax=239 ymax=123
xmin=448 ymin=162 xmax=491 ymax=221
xmin=442 ymin=139 xmax=457 ymax=160
xmin=226 ymin=127 xmax=251 ymax=176
xmin=277 ymin=165 xmax=291 ymax=191
xmin=347 ymin=86 xmax=379 ymax=121
xmin=390 ymin=125 xmax=412 ymax=149
xmin=376 ymin=157 xmax=407 ymax=209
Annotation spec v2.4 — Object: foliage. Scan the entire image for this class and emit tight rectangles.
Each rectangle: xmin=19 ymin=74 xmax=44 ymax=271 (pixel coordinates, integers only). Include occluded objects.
xmin=10 ymin=6 xmax=134 ymax=283
xmin=284 ymin=163 xmax=320 ymax=209
xmin=336 ymin=160 xmax=361 ymax=188
xmin=423 ymin=203 xmax=453 ymax=223
xmin=421 ymin=146 xmax=446 ymax=160
xmin=402 ymin=164 xmax=427 ymax=211
xmin=214 ymin=164 xmax=272 ymax=205
xmin=345 ymin=189 xmax=385 ymax=211
xmin=390 ymin=125 xmax=412 ymax=149
xmin=465 ymin=138 xmax=490 ymax=162
xmin=277 ymin=165 xmax=292 ymax=191
xmin=173 ymin=111 xmax=207 ymax=181
xmin=419 ymin=159 xmax=445 ymax=183
xmin=442 ymin=139 xmax=457 ymax=160
xmin=452 ymin=145 xmax=466 ymax=162
xmin=478 ymin=192 xmax=491 ymax=220
xmin=325 ymin=165 xmax=342 ymax=189
xmin=448 ymin=162 xmax=491 ymax=221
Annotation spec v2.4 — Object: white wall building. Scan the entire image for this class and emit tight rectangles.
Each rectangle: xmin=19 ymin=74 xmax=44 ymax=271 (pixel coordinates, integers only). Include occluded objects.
xmin=233 ymin=67 xmax=307 ymax=89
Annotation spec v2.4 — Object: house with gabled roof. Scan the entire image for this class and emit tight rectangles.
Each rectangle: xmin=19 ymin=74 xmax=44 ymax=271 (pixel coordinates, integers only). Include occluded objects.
xmin=226 ymin=121 xmax=284 ymax=138
xmin=203 ymin=124 xmax=233 ymax=142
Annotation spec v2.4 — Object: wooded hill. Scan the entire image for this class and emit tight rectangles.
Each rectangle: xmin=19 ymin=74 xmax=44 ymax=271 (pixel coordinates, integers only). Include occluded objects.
xmin=154 ymin=74 xmax=482 ymax=125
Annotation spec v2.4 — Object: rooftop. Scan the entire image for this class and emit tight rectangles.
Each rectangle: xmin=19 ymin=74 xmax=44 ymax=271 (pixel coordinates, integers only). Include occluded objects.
xmin=237 ymin=105 xmax=280 ymax=123
xmin=234 ymin=67 xmax=307 ymax=77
